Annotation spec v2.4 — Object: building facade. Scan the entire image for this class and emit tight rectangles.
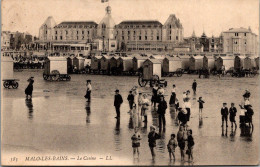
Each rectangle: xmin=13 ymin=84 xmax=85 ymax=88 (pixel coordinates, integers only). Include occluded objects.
xmin=37 ymin=6 xmax=184 ymax=54
xmin=222 ymin=27 xmax=258 ymax=56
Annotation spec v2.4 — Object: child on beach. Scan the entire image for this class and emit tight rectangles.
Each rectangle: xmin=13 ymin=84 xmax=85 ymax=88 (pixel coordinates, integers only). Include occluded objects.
xmin=229 ymin=103 xmax=237 ymax=128
xmin=131 ymin=127 xmax=141 ymax=157
xmin=187 ymin=129 xmax=195 ymax=161
xmin=197 ymin=97 xmax=205 ymax=114
xmin=167 ymin=134 xmax=177 ymax=160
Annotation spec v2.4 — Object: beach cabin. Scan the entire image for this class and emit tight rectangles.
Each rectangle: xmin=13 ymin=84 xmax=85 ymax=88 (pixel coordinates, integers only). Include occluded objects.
xmin=73 ymin=56 xmax=85 ymax=71
xmin=110 ymin=56 xmax=119 ymax=71
xmin=100 ymin=55 xmax=111 ymax=72
xmin=1 ymin=56 xmax=14 ymax=79
xmin=234 ymin=56 xmax=246 ymax=70
xmin=178 ymin=55 xmax=190 ymax=70
xmin=243 ymin=57 xmax=256 ymax=70
xmin=90 ymin=55 xmax=102 ymax=71
xmin=117 ymin=57 xmax=133 ymax=72
xmin=44 ymin=57 xmax=67 ymax=75
xmin=143 ymin=59 xmax=162 ymax=79
xmin=215 ymin=56 xmax=235 ymax=71
xmin=162 ymin=56 xmax=182 ymax=73
xmin=132 ymin=55 xmax=148 ymax=72
xmin=67 ymin=56 xmax=73 ymax=73
xmin=203 ymin=55 xmax=216 ymax=70
xmin=189 ymin=55 xmax=204 ymax=71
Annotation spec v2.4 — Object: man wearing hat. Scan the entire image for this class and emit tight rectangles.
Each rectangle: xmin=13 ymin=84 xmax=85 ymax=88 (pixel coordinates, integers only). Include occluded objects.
xmin=114 ymin=89 xmax=123 ymax=119
xmin=85 ymin=80 xmax=92 ymax=102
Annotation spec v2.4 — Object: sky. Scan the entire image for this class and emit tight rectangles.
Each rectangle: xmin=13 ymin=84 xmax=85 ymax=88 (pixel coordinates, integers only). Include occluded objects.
xmin=1 ymin=0 xmax=259 ymax=37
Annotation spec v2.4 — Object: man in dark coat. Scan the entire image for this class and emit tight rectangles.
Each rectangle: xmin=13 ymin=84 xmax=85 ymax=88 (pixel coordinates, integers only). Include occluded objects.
xmin=221 ymin=103 xmax=229 ymax=127
xmin=114 ymin=89 xmax=123 ymax=119
xmin=127 ymin=91 xmax=134 ymax=110
xmin=25 ymin=77 xmax=34 ymax=99
xmin=157 ymin=96 xmax=167 ymax=131
xmin=148 ymin=125 xmax=160 ymax=159
xmin=192 ymin=80 xmax=197 ymax=94
xmin=229 ymin=103 xmax=237 ymax=128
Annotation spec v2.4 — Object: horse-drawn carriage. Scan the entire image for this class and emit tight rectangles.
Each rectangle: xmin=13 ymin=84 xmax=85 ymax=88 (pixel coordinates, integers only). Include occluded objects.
xmin=43 ymin=57 xmax=71 ymax=81
xmin=2 ymin=55 xmax=19 ymax=89
xmin=138 ymin=59 xmax=167 ymax=87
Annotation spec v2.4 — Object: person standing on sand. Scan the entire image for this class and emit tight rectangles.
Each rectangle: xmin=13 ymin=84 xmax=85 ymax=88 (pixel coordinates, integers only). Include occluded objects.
xmin=114 ymin=89 xmax=123 ymax=119
xmin=148 ymin=126 xmax=160 ymax=159
xmin=84 ymin=80 xmax=92 ymax=102
xmin=229 ymin=103 xmax=237 ymax=128
xmin=167 ymin=133 xmax=177 ymax=160
xmin=221 ymin=103 xmax=229 ymax=127
xmin=192 ymin=80 xmax=197 ymax=95
xmin=127 ymin=90 xmax=135 ymax=111
xmin=25 ymin=77 xmax=34 ymax=99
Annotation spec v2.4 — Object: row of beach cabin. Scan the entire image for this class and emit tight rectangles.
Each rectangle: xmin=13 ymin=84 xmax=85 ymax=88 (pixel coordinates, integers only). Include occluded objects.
xmin=88 ymin=54 xmax=259 ymax=74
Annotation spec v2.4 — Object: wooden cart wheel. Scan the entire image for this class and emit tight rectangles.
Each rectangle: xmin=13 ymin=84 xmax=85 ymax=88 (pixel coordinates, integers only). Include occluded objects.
xmin=176 ymin=68 xmax=183 ymax=77
xmin=67 ymin=75 xmax=71 ymax=81
xmin=51 ymin=70 xmax=60 ymax=81
xmin=12 ymin=82 xmax=19 ymax=89
xmin=3 ymin=81 xmax=9 ymax=88
xmin=138 ymin=75 xmax=147 ymax=87
xmin=43 ymin=74 xmax=48 ymax=80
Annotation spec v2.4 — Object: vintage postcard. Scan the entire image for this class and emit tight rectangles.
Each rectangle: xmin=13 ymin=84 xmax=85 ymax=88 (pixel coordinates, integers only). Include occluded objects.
xmin=1 ymin=0 xmax=259 ymax=166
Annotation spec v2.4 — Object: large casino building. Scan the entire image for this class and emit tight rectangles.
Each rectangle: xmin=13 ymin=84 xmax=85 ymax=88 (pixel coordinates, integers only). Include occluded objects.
xmin=37 ymin=5 xmax=184 ymax=55
xmin=36 ymin=5 xmax=258 ymax=56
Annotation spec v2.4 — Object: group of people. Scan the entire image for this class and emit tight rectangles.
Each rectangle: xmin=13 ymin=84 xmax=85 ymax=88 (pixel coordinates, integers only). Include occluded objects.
xmin=220 ymin=89 xmax=254 ymax=129
xmin=126 ymin=80 xmax=199 ymax=161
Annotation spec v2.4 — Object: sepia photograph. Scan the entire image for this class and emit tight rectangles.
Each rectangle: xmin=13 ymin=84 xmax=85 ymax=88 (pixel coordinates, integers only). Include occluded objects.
xmin=1 ymin=0 xmax=259 ymax=165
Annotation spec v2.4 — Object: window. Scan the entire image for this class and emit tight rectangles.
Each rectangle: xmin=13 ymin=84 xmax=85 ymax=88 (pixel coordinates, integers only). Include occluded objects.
xmin=128 ymin=31 xmax=130 ymax=35
xmin=60 ymin=36 xmax=62 ymax=40
xmin=151 ymin=36 xmax=153 ymax=40
xmin=169 ymin=25 xmax=171 ymax=28
xmin=235 ymin=33 xmax=238 ymax=36
xmin=139 ymin=36 xmax=141 ymax=40
xmin=169 ymin=36 xmax=171 ymax=40
xmin=66 ymin=31 xmax=68 ymax=35
xmin=46 ymin=31 xmax=47 ymax=34
xmin=169 ymin=30 xmax=171 ymax=34
xmin=55 ymin=31 xmax=57 ymax=34
xmin=122 ymin=36 xmax=124 ymax=40
xmin=82 ymin=36 xmax=84 ymax=39
xmin=176 ymin=36 xmax=178 ymax=40
xmin=128 ymin=36 xmax=130 ymax=40
xmin=212 ymin=39 xmax=214 ymax=42
xmin=145 ymin=36 xmax=147 ymax=40
xmin=244 ymin=33 xmax=246 ymax=36
xmin=245 ymin=41 xmax=247 ymax=44
xmin=88 ymin=31 xmax=90 ymax=35
xmin=134 ymin=31 xmax=136 ymax=35
xmin=157 ymin=36 xmax=159 ymax=40
xmin=82 ymin=31 xmax=84 ymax=34
xmin=55 ymin=36 xmax=57 ymax=40
xmin=77 ymin=31 xmax=79 ymax=34
xmin=77 ymin=36 xmax=79 ymax=40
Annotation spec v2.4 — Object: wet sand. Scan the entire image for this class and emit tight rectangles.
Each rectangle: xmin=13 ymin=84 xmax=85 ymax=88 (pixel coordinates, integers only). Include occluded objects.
xmin=1 ymin=70 xmax=259 ymax=165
